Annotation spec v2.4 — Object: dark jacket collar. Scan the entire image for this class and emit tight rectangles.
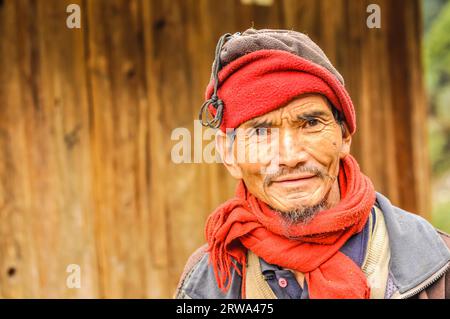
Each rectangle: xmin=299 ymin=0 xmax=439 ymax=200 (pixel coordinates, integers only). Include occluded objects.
xmin=375 ymin=192 xmax=450 ymax=295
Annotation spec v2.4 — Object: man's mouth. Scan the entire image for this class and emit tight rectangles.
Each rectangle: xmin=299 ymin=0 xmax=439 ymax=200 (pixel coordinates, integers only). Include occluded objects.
xmin=271 ymin=174 xmax=317 ymax=187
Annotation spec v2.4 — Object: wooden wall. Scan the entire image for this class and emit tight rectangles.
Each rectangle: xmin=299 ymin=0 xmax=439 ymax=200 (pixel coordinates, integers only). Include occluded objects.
xmin=0 ymin=0 xmax=429 ymax=297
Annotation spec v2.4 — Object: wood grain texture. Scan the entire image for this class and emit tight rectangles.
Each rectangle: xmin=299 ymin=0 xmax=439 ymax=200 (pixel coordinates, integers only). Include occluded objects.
xmin=0 ymin=0 xmax=429 ymax=297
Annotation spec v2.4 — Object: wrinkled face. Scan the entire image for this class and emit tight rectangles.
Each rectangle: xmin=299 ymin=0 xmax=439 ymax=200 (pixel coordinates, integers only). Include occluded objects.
xmin=217 ymin=94 xmax=352 ymax=214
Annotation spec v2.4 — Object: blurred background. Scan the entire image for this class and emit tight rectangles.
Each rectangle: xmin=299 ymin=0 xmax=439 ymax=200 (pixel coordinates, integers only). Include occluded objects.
xmin=0 ymin=0 xmax=448 ymax=298
xmin=424 ymin=0 xmax=450 ymax=234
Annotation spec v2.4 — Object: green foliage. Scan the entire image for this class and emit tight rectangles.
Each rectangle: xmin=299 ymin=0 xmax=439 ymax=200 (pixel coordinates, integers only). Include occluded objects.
xmin=425 ymin=1 xmax=450 ymax=98
xmin=432 ymin=201 xmax=450 ymax=232
xmin=424 ymin=0 xmax=450 ymax=178
xmin=423 ymin=0 xmax=450 ymax=232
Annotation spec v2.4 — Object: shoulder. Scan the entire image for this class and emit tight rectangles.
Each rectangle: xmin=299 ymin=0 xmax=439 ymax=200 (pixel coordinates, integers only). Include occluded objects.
xmin=174 ymin=244 xmax=242 ymax=299
xmin=375 ymin=192 xmax=450 ymax=295
xmin=174 ymin=244 xmax=208 ymax=298
xmin=375 ymin=192 xmax=448 ymax=245
xmin=376 ymin=192 xmax=450 ymax=257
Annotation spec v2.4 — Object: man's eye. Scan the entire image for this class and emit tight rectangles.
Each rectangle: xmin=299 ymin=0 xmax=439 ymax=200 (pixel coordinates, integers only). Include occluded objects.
xmin=255 ymin=128 xmax=270 ymax=136
xmin=305 ymin=119 xmax=319 ymax=127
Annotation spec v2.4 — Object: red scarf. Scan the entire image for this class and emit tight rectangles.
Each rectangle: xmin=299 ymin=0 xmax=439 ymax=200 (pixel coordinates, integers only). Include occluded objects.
xmin=205 ymin=155 xmax=376 ymax=299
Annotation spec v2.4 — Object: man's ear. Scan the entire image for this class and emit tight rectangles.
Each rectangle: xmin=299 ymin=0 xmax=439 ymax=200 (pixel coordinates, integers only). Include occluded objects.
xmin=339 ymin=122 xmax=352 ymax=158
xmin=215 ymin=130 xmax=243 ymax=180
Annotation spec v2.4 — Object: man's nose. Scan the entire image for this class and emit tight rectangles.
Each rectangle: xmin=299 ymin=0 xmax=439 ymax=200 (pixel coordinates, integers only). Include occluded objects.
xmin=276 ymin=129 xmax=309 ymax=168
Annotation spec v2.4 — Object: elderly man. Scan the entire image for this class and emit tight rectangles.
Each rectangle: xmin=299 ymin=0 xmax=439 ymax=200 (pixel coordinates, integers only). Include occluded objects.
xmin=175 ymin=29 xmax=450 ymax=299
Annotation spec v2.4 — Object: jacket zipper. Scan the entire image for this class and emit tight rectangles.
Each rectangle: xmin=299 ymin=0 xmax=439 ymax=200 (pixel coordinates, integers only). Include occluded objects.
xmin=393 ymin=261 xmax=450 ymax=299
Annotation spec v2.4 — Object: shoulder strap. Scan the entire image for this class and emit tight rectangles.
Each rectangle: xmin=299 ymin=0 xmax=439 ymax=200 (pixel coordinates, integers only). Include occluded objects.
xmin=245 ymin=250 xmax=277 ymax=299
xmin=362 ymin=206 xmax=391 ymax=299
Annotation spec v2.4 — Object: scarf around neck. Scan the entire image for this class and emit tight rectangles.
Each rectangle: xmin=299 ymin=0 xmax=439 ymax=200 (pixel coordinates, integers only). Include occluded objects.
xmin=205 ymin=155 xmax=376 ymax=299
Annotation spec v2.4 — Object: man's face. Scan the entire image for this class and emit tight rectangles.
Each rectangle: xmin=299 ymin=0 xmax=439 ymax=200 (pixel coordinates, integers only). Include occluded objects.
xmin=219 ymin=94 xmax=351 ymax=214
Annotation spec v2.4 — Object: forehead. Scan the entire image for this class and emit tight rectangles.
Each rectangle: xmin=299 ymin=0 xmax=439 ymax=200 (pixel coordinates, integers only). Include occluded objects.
xmin=240 ymin=94 xmax=332 ymax=127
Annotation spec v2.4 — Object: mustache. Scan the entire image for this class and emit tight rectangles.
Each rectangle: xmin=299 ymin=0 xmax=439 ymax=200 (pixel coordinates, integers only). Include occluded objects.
xmin=263 ymin=164 xmax=336 ymax=187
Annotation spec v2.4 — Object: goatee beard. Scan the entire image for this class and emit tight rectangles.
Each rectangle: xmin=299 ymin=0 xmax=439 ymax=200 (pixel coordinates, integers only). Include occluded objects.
xmin=274 ymin=199 xmax=328 ymax=226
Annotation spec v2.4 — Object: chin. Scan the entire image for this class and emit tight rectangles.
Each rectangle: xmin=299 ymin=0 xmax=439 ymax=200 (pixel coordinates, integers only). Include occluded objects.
xmin=269 ymin=194 xmax=326 ymax=213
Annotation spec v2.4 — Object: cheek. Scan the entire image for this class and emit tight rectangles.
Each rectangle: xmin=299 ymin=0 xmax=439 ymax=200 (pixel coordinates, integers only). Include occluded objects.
xmin=303 ymin=128 xmax=342 ymax=169
xmin=237 ymin=143 xmax=275 ymax=196
xmin=235 ymin=138 xmax=274 ymax=176
xmin=239 ymin=163 xmax=269 ymax=200
xmin=239 ymin=162 xmax=262 ymax=176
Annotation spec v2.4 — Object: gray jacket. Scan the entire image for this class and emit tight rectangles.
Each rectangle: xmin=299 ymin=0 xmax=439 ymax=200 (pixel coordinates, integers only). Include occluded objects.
xmin=175 ymin=192 xmax=450 ymax=299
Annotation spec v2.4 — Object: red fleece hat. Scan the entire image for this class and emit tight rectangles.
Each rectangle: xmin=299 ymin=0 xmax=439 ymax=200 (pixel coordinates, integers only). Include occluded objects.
xmin=204 ymin=49 xmax=356 ymax=134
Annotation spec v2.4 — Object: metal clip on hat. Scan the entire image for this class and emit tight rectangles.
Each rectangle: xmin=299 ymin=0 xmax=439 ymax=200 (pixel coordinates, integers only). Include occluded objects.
xmin=198 ymin=32 xmax=238 ymax=129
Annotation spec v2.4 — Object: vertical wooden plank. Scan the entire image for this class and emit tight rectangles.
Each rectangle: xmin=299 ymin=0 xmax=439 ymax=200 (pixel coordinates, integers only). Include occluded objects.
xmin=141 ymin=0 xmax=176 ymax=298
xmin=142 ymin=0 xmax=218 ymax=296
xmin=384 ymin=0 xmax=429 ymax=215
xmin=282 ymin=0 xmax=321 ymax=38
xmin=86 ymin=0 xmax=150 ymax=297
xmin=0 ymin=0 xmax=98 ymax=297
xmin=338 ymin=0 xmax=365 ymax=164
xmin=36 ymin=0 xmax=99 ymax=298
xmin=0 ymin=0 xmax=39 ymax=298
xmin=351 ymin=0 xmax=400 ymax=201
xmin=404 ymin=0 xmax=430 ymax=216
xmin=35 ymin=0 xmax=98 ymax=297
xmin=361 ymin=0 xmax=400 ymax=204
